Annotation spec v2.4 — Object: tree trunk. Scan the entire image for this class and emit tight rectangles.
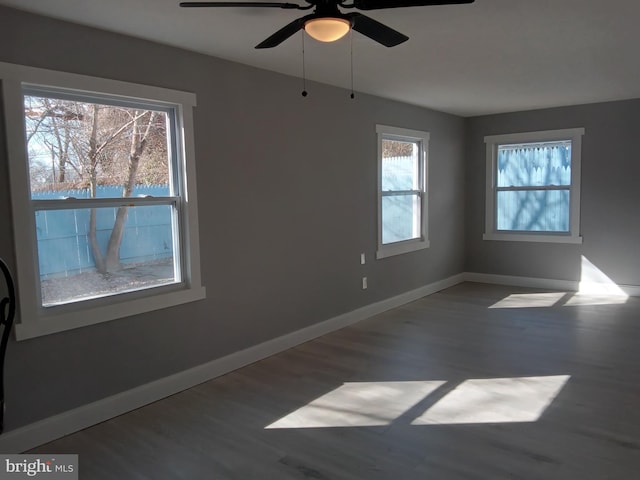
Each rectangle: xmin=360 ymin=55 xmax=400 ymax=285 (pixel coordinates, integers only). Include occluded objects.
xmin=86 ymin=105 xmax=107 ymax=274
xmin=88 ymin=170 xmax=106 ymax=274
xmin=104 ymin=112 xmax=156 ymax=272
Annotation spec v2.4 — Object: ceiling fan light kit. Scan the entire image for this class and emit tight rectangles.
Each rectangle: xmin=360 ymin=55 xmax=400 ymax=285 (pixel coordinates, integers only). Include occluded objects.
xmin=304 ymin=17 xmax=351 ymax=42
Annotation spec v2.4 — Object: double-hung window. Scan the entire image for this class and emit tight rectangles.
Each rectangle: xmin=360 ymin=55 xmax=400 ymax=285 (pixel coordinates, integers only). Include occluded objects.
xmin=483 ymin=128 xmax=584 ymax=243
xmin=376 ymin=125 xmax=429 ymax=259
xmin=1 ymin=62 xmax=205 ymax=339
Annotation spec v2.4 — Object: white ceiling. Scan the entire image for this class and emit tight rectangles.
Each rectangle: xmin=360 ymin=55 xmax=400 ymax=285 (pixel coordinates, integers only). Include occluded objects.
xmin=1 ymin=0 xmax=639 ymax=117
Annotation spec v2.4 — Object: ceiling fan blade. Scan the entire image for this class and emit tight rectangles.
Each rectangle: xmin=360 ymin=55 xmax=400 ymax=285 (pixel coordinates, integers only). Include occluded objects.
xmin=347 ymin=13 xmax=408 ymax=47
xmin=353 ymin=0 xmax=474 ymax=10
xmin=255 ymin=14 xmax=313 ymax=48
xmin=180 ymin=2 xmax=303 ymax=9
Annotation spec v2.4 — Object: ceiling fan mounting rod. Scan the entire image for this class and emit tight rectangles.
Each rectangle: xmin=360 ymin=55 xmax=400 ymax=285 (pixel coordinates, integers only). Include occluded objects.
xmin=312 ymin=0 xmax=344 ymax=17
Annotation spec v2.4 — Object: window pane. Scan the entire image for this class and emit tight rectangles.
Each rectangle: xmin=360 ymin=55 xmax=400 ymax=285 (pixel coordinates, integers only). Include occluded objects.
xmin=381 ymin=139 xmax=420 ymax=191
xmin=382 ymin=194 xmax=421 ymax=244
xmin=497 ymin=141 xmax=571 ymax=188
xmin=24 ymin=95 xmax=170 ymax=198
xmin=36 ymin=204 xmax=178 ymax=306
xmin=497 ymin=190 xmax=570 ymax=232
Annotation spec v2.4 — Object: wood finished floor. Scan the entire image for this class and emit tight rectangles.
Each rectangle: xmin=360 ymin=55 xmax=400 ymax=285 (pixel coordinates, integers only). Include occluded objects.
xmin=30 ymin=282 xmax=640 ymax=479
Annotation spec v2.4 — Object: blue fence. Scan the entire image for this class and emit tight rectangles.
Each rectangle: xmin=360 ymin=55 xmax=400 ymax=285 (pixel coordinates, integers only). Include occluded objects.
xmin=496 ymin=143 xmax=572 ymax=232
xmin=33 ymin=185 xmax=173 ymax=278
xmin=381 ymin=155 xmax=420 ymax=244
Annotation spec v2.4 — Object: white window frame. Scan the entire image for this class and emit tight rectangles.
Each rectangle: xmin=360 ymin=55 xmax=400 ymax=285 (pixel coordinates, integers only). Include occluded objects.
xmin=376 ymin=125 xmax=430 ymax=259
xmin=483 ymin=128 xmax=584 ymax=244
xmin=0 ymin=61 xmax=206 ymax=340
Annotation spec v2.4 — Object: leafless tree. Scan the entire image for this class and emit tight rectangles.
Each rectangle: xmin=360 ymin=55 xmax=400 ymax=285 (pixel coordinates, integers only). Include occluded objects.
xmin=24 ymin=96 xmax=168 ymax=274
xmin=382 ymin=139 xmax=414 ymax=158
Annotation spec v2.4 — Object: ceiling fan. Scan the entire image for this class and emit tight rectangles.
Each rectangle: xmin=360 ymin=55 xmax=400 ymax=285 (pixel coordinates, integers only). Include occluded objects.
xmin=179 ymin=0 xmax=475 ymax=49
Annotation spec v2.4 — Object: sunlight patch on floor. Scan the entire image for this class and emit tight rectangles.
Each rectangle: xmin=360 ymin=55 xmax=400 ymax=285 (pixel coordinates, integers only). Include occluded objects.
xmin=265 ymin=381 xmax=445 ymax=429
xmin=411 ymin=375 xmax=570 ymax=425
xmin=265 ymin=376 xmax=571 ymax=429
xmin=578 ymin=256 xmax=628 ymax=299
xmin=489 ymin=292 xmax=566 ymax=309
xmin=564 ymin=294 xmax=628 ymax=306
xmin=489 ymin=291 xmax=628 ymax=308
xmin=489 ymin=257 xmax=630 ymax=309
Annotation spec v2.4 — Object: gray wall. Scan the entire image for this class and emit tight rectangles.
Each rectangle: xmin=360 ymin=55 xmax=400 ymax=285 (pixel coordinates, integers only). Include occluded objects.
xmin=0 ymin=6 xmax=465 ymax=431
xmin=465 ymin=99 xmax=640 ymax=286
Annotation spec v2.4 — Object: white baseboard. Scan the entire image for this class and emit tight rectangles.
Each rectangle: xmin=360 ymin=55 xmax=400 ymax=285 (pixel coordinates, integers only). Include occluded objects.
xmin=463 ymin=272 xmax=579 ymax=292
xmin=0 ymin=273 xmax=464 ymax=453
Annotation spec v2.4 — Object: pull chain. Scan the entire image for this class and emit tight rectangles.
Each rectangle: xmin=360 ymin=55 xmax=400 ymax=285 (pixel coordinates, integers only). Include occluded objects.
xmin=301 ymin=31 xmax=308 ymax=97
xmin=350 ymin=29 xmax=355 ymax=99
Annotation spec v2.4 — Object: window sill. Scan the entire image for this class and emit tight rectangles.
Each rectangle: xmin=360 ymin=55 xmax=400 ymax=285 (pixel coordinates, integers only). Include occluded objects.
xmin=377 ymin=239 xmax=430 ymax=259
xmin=14 ymin=286 xmax=206 ymax=340
xmin=483 ymin=232 xmax=583 ymax=244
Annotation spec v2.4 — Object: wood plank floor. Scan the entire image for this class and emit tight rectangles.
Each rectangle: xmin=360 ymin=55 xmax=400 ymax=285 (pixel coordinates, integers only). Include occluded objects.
xmin=30 ymin=282 xmax=640 ymax=479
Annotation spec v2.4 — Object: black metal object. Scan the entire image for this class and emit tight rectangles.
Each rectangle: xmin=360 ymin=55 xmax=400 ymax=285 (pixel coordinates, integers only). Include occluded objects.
xmin=0 ymin=258 xmax=16 ymax=434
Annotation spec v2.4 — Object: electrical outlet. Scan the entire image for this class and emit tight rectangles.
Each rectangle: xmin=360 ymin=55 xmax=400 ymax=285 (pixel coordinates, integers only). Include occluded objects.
xmin=362 ymin=276 xmax=368 ymax=290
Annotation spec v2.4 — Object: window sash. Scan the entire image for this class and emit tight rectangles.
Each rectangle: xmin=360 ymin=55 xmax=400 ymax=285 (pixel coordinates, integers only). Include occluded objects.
xmin=23 ymin=88 xmax=182 ymax=199
xmin=495 ymin=189 xmax=570 ymax=233
xmin=380 ymin=137 xmax=424 ymax=246
xmin=496 ymin=141 xmax=572 ymax=189
xmin=31 ymin=197 xmax=183 ymax=304
xmin=381 ymin=138 xmax=424 ymax=192
xmin=381 ymin=192 xmax=423 ymax=244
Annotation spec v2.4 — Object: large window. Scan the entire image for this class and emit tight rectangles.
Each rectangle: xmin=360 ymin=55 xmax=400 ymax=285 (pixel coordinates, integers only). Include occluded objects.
xmin=376 ymin=125 xmax=429 ymax=259
xmin=1 ymin=62 xmax=205 ymax=339
xmin=484 ymin=128 xmax=584 ymax=243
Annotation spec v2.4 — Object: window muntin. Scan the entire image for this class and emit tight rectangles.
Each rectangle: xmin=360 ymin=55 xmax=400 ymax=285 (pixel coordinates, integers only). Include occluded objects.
xmin=1 ymin=61 xmax=205 ymax=339
xmin=484 ymin=129 xmax=584 ymax=244
xmin=376 ymin=125 xmax=429 ymax=259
